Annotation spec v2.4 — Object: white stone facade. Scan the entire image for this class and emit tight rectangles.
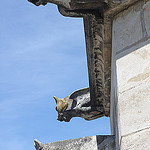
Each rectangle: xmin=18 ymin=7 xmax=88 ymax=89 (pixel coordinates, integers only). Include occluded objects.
xmin=111 ymin=1 xmax=150 ymax=149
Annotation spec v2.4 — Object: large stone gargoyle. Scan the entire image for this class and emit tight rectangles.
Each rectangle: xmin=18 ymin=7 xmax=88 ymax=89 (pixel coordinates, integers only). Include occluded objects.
xmin=27 ymin=0 xmax=109 ymax=10
xmin=28 ymin=0 xmax=70 ymax=8
xmin=54 ymin=88 xmax=105 ymax=122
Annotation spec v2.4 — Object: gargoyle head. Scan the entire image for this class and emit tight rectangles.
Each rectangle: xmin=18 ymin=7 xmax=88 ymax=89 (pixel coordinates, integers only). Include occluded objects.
xmin=53 ymin=96 xmax=72 ymax=122
xmin=27 ymin=0 xmax=47 ymax=6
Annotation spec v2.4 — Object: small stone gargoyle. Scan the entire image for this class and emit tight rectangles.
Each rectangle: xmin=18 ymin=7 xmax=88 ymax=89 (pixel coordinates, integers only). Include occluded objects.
xmin=53 ymin=88 xmax=105 ymax=122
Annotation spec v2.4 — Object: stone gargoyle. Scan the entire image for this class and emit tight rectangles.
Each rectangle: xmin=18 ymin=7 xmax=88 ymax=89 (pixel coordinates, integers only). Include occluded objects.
xmin=53 ymin=88 xmax=105 ymax=122
xmin=27 ymin=0 xmax=109 ymax=11
xmin=28 ymin=0 xmax=110 ymax=122
xmin=27 ymin=0 xmax=69 ymax=8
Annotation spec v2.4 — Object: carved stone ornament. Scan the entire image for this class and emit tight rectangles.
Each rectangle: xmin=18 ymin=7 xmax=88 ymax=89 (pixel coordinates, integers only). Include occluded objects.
xmin=54 ymin=88 xmax=105 ymax=122
xmin=27 ymin=0 xmax=140 ymax=121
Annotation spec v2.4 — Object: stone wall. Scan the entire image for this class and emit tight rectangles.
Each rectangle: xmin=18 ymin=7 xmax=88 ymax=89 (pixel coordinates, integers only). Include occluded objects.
xmin=111 ymin=0 xmax=150 ymax=149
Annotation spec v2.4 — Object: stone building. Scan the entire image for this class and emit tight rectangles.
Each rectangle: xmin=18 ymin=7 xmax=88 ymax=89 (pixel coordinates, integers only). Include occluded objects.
xmin=28 ymin=0 xmax=150 ymax=149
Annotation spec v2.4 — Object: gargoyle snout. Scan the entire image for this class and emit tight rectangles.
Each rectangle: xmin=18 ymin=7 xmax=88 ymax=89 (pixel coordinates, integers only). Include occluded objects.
xmin=57 ymin=114 xmax=64 ymax=122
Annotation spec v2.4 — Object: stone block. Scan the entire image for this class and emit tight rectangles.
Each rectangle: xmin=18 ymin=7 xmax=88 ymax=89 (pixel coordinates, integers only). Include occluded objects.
xmin=115 ymin=40 xmax=150 ymax=139
xmin=118 ymin=82 xmax=150 ymax=136
xmin=113 ymin=3 xmax=143 ymax=53
xmin=143 ymin=1 xmax=150 ymax=36
xmin=116 ymin=43 xmax=150 ymax=94
xmin=121 ymin=128 xmax=150 ymax=150
xmin=34 ymin=135 xmax=115 ymax=150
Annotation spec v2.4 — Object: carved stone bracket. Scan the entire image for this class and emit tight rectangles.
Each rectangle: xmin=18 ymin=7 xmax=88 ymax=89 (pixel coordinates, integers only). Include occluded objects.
xmin=27 ymin=0 xmax=124 ymax=121
xmin=84 ymin=13 xmax=105 ymax=112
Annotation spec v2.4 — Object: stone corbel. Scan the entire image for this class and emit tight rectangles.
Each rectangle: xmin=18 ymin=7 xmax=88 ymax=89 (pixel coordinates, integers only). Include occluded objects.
xmin=28 ymin=0 xmax=114 ymax=121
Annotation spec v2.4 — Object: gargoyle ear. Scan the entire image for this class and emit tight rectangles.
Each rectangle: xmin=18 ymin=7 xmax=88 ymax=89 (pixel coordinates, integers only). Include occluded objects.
xmin=53 ymin=96 xmax=60 ymax=103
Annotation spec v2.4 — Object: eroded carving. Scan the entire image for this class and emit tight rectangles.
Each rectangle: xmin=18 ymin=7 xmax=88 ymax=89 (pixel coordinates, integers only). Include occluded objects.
xmin=54 ymin=88 xmax=105 ymax=122
xmin=27 ymin=0 xmax=109 ymax=10
xmin=27 ymin=0 xmax=112 ymax=121
xmin=28 ymin=0 xmax=71 ymax=8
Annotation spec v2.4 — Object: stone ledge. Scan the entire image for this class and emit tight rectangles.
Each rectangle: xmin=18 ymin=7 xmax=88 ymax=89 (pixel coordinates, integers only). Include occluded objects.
xmin=34 ymin=135 xmax=115 ymax=150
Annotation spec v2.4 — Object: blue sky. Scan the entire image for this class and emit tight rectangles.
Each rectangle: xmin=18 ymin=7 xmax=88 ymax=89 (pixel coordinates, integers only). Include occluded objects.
xmin=0 ymin=1 xmax=110 ymax=149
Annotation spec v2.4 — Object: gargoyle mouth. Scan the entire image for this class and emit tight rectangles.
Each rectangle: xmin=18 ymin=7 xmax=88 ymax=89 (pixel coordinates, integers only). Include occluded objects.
xmin=57 ymin=114 xmax=71 ymax=122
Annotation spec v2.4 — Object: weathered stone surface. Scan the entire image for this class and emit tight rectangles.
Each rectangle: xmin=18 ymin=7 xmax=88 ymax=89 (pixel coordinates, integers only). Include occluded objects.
xmin=83 ymin=15 xmax=105 ymax=113
xmin=143 ymin=1 xmax=150 ymax=36
xmin=103 ymin=16 xmax=112 ymax=116
xmin=113 ymin=3 xmax=143 ymax=53
xmin=105 ymin=0 xmax=140 ymax=17
xmin=34 ymin=135 xmax=115 ymax=150
xmin=116 ymin=43 xmax=150 ymax=137
xmin=111 ymin=1 xmax=150 ymax=149
xmin=116 ymin=43 xmax=150 ymax=94
xmin=83 ymin=12 xmax=112 ymax=117
xmin=97 ymin=135 xmax=115 ymax=150
xmin=121 ymin=128 xmax=150 ymax=150
xmin=28 ymin=0 xmax=108 ymax=10
xmin=118 ymin=82 xmax=150 ymax=136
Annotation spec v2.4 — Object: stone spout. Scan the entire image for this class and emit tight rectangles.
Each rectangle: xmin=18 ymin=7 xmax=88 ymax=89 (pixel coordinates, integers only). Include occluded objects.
xmin=54 ymin=88 xmax=106 ymax=122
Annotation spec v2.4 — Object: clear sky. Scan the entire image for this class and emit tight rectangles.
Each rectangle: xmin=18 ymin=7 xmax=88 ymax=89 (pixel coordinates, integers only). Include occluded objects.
xmin=0 ymin=1 xmax=110 ymax=150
